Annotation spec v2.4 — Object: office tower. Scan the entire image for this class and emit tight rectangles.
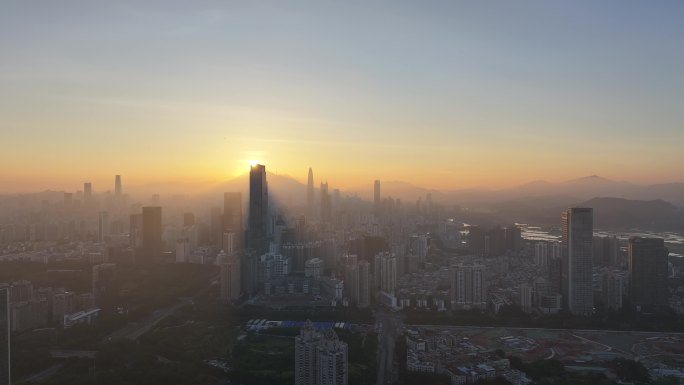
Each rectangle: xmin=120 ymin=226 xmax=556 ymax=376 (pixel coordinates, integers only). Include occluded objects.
xmin=374 ymin=252 xmax=397 ymax=295
xmin=248 ymin=164 xmax=269 ymax=253
xmin=83 ymin=182 xmax=92 ymax=203
xmin=373 ymin=180 xmax=381 ymax=216
xmin=295 ymin=324 xmax=348 ymax=385
xmin=98 ymin=211 xmax=109 ymax=242
xmin=220 ymin=256 xmax=241 ymax=301
xmin=114 ymin=175 xmax=122 ymax=196
xmin=450 ymin=263 xmax=487 ymax=310
xmin=142 ymin=207 xmax=162 ymax=263
xmin=561 ymin=208 xmax=594 ymax=315
xmin=129 ymin=213 xmax=143 ymax=248
xmin=601 ymin=271 xmax=623 ymax=311
xmin=0 ymin=287 xmax=9 ymax=385
xmin=223 ymin=192 xmax=243 ymax=249
xmin=628 ymin=237 xmax=669 ymax=309
xmin=307 ymin=168 xmax=315 ymax=219
xmin=183 ymin=213 xmax=195 ymax=226
xmin=320 ymin=182 xmax=331 ymax=223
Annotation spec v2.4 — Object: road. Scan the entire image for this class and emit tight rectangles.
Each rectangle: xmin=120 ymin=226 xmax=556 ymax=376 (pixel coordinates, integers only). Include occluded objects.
xmin=50 ymin=349 xmax=97 ymax=359
xmin=375 ymin=310 xmax=403 ymax=385
xmin=16 ymin=364 xmax=64 ymax=384
xmin=103 ymin=297 xmax=193 ymax=342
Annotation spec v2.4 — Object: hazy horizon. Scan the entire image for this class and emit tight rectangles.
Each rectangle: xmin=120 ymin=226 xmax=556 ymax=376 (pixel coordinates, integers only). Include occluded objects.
xmin=2 ymin=1 xmax=683 ymax=192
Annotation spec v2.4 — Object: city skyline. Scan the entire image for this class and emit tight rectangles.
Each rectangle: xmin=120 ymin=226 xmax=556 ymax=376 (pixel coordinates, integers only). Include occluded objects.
xmin=2 ymin=2 xmax=684 ymax=192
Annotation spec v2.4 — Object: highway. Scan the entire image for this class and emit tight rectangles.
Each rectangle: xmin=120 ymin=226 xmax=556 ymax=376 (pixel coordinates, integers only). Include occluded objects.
xmin=103 ymin=297 xmax=193 ymax=342
xmin=375 ymin=310 xmax=403 ymax=385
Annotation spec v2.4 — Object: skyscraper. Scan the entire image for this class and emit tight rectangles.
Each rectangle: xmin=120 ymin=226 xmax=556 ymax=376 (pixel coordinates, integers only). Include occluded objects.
xmin=307 ymin=168 xmax=315 ymax=219
xmin=0 ymin=287 xmax=9 ymax=385
xmin=98 ymin=211 xmax=109 ymax=242
xmin=248 ymin=164 xmax=268 ymax=253
xmin=320 ymin=182 xmax=331 ymax=223
xmin=561 ymin=208 xmax=594 ymax=315
xmin=114 ymin=175 xmax=122 ymax=196
xmin=224 ymin=192 xmax=243 ymax=251
xmin=628 ymin=237 xmax=669 ymax=309
xmin=83 ymin=182 xmax=92 ymax=203
xmin=373 ymin=180 xmax=381 ymax=216
xmin=295 ymin=324 xmax=348 ymax=385
xmin=142 ymin=206 xmax=162 ymax=263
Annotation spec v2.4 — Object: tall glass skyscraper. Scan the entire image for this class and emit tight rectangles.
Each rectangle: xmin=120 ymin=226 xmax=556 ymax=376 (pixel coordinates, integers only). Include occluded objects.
xmin=561 ymin=207 xmax=594 ymax=315
xmin=248 ymin=164 xmax=268 ymax=254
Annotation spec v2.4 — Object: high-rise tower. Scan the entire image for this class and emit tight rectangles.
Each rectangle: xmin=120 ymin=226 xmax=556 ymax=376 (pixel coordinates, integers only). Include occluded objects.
xmin=83 ymin=182 xmax=92 ymax=203
xmin=373 ymin=180 xmax=381 ymax=216
xmin=224 ymin=192 xmax=243 ymax=251
xmin=248 ymin=164 xmax=268 ymax=254
xmin=629 ymin=237 xmax=669 ymax=309
xmin=320 ymin=182 xmax=331 ymax=223
xmin=114 ymin=175 xmax=122 ymax=196
xmin=307 ymin=167 xmax=315 ymax=219
xmin=561 ymin=207 xmax=594 ymax=315
xmin=142 ymin=206 xmax=162 ymax=263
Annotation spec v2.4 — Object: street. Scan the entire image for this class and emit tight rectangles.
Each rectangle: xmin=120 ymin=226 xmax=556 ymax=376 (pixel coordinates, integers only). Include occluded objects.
xmin=375 ymin=310 xmax=404 ymax=385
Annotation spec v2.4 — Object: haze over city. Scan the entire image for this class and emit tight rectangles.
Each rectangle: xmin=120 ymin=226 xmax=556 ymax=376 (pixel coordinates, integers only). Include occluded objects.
xmin=2 ymin=2 xmax=684 ymax=385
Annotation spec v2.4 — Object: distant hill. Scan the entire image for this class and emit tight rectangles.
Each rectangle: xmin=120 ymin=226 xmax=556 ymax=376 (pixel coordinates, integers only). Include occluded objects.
xmin=576 ymin=197 xmax=683 ymax=230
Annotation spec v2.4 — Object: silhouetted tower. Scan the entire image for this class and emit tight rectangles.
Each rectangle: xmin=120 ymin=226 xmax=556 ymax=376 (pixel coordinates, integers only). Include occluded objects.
xmin=142 ymin=206 xmax=162 ymax=263
xmin=320 ymin=182 xmax=331 ymax=223
xmin=629 ymin=237 xmax=669 ymax=309
xmin=83 ymin=182 xmax=92 ymax=203
xmin=373 ymin=180 xmax=381 ymax=216
xmin=307 ymin=168 xmax=315 ymax=219
xmin=224 ymin=192 xmax=243 ymax=250
xmin=114 ymin=175 xmax=122 ymax=196
xmin=248 ymin=164 xmax=268 ymax=253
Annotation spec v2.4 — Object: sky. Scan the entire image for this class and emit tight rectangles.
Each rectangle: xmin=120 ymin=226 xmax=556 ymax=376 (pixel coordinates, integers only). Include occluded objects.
xmin=1 ymin=1 xmax=683 ymax=193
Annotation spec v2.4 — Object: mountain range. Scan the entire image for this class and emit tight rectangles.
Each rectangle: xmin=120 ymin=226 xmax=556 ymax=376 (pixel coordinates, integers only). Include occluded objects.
xmin=215 ymin=173 xmax=684 ymax=208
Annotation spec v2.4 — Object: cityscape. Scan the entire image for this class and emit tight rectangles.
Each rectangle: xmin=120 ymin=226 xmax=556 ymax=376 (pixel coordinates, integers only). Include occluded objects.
xmin=2 ymin=2 xmax=684 ymax=385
